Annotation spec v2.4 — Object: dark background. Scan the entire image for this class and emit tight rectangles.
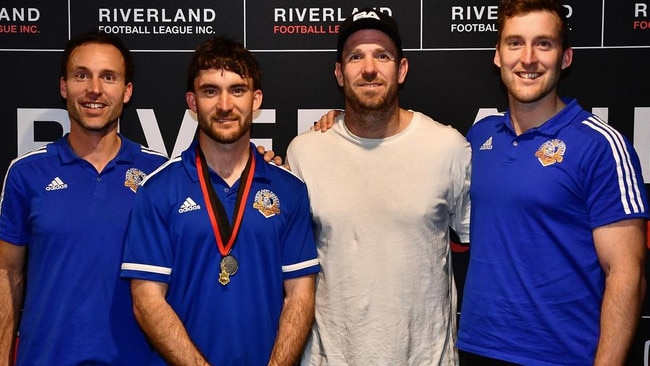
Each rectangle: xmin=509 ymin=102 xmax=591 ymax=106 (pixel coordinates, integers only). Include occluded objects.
xmin=1 ymin=0 xmax=649 ymax=363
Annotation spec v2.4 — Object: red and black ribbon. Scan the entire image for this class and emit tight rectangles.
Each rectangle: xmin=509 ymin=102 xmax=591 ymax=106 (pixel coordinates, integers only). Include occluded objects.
xmin=195 ymin=145 xmax=255 ymax=257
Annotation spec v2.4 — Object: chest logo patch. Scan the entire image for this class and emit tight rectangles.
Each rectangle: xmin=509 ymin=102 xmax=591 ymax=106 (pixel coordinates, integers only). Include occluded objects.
xmin=535 ymin=139 xmax=566 ymax=167
xmin=124 ymin=168 xmax=147 ymax=192
xmin=253 ymin=189 xmax=281 ymax=218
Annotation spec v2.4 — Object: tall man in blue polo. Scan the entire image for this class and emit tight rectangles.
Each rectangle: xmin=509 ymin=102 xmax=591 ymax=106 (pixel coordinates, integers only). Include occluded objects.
xmin=0 ymin=31 xmax=167 ymax=365
xmin=457 ymin=0 xmax=648 ymax=365
xmin=121 ymin=36 xmax=319 ymax=365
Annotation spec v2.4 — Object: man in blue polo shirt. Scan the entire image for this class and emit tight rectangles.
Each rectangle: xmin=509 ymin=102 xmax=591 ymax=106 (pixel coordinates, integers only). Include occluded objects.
xmin=457 ymin=0 xmax=649 ymax=365
xmin=120 ymin=36 xmax=319 ymax=365
xmin=0 ymin=32 xmax=167 ymax=365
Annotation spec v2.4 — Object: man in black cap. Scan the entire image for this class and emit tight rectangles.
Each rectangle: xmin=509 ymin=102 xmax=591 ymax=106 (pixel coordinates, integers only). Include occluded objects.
xmin=286 ymin=7 xmax=471 ymax=365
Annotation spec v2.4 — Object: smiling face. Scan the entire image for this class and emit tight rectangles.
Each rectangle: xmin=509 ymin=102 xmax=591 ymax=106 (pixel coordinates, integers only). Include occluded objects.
xmin=186 ymin=68 xmax=262 ymax=145
xmin=494 ymin=10 xmax=572 ymax=107
xmin=335 ymin=29 xmax=407 ymax=112
xmin=59 ymin=43 xmax=132 ymax=133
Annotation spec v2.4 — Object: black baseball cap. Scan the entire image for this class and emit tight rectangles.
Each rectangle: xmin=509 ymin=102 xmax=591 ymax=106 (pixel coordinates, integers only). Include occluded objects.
xmin=336 ymin=8 xmax=403 ymax=61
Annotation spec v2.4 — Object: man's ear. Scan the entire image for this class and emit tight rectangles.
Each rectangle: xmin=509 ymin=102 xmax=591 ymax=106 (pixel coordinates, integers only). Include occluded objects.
xmin=493 ymin=45 xmax=502 ymax=69
xmin=561 ymin=47 xmax=573 ymax=70
xmin=397 ymin=57 xmax=409 ymax=84
xmin=186 ymin=91 xmax=197 ymax=113
xmin=335 ymin=63 xmax=344 ymax=87
xmin=60 ymin=77 xmax=68 ymax=99
xmin=123 ymin=82 xmax=133 ymax=104
xmin=252 ymin=89 xmax=263 ymax=111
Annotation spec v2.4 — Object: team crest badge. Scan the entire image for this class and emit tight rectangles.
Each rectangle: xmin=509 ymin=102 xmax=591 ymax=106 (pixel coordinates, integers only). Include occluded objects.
xmin=253 ymin=189 xmax=281 ymax=218
xmin=535 ymin=139 xmax=566 ymax=167
xmin=124 ymin=168 xmax=147 ymax=192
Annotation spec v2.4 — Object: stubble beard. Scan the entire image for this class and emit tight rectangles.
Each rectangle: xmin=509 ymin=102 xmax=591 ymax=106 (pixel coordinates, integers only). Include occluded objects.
xmin=199 ymin=114 xmax=252 ymax=144
xmin=509 ymin=80 xmax=558 ymax=105
xmin=344 ymin=82 xmax=399 ymax=113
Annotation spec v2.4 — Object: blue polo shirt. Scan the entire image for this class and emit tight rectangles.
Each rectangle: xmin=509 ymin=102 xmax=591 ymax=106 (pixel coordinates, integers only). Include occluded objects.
xmin=458 ymin=99 xmax=649 ymax=365
xmin=121 ymin=141 xmax=320 ymax=366
xmin=0 ymin=134 xmax=167 ymax=365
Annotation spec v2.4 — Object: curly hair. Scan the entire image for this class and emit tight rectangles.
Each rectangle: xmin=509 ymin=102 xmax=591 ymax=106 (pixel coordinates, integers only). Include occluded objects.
xmin=186 ymin=36 xmax=262 ymax=92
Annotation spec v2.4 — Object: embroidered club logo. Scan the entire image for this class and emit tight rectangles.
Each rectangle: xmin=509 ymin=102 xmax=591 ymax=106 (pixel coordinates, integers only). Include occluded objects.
xmin=124 ymin=168 xmax=147 ymax=192
xmin=535 ymin=139 xmax=566 ymax=167
xmin=253 ymin=189 xmax=281 ymax=218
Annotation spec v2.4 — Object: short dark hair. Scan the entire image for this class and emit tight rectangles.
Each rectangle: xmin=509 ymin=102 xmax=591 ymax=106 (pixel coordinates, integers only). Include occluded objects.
xmin=60 ymin=30 xmax=134 ymax=83
xmin=186 ymin=36 xmax=262 ymax=92
xmin=497 ymin=0 xmax=570 ymax=50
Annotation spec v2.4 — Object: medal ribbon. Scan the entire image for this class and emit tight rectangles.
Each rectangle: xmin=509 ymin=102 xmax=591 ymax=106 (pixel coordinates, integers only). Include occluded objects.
xmin=195 ymin=145 xmax=255 ymax=257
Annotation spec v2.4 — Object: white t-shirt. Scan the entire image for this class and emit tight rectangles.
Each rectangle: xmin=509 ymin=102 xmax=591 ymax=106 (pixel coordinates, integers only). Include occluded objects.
xmin=287 ymin=111 xmax=471 ymax=366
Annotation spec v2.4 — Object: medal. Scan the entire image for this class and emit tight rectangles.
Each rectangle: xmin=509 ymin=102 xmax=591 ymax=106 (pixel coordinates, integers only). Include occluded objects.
xmin=218 ymin=255 xmax=239 ymax=285
xmin=196 ymin=145 xmax=255 ymax=286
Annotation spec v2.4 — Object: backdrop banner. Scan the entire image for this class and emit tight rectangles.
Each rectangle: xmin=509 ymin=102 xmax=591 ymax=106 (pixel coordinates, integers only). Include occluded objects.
xmin=1 ymin=1 xmax=649 ymax=364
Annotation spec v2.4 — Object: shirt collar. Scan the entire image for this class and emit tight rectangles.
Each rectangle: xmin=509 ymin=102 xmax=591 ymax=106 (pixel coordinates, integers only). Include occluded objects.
xmin=500 ymin=98 xmax=582 ymax=137
xmin=183 ymin=140 xmax=271 ymax=184
xmin=55 ymin=133 xmax=135 ymax=166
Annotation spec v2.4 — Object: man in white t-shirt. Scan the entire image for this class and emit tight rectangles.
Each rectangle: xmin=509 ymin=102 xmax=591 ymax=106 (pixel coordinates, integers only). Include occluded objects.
xmin=287 ymin=8 xmax=471 ymax=365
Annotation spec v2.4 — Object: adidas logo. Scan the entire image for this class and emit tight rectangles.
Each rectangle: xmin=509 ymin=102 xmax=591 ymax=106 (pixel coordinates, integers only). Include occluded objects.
xmin=479 ymin=137 xmax=493 ymax=150
xmin=178 ymin=197 xmax=201 ymax=213
xmin=45 ymin=177 xmax=68 ymax=191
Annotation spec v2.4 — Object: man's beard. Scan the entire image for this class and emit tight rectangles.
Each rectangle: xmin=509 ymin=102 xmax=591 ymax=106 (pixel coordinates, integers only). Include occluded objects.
xmin=198 ymin=115 xmax=252 ymax=144
xmin=344 ymin=82 xmax=398 ymax=112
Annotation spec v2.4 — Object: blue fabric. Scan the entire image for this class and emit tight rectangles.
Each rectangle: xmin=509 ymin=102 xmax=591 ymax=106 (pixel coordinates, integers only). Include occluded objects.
xmin=121 ymin=141 xmax=320 ymax=366
xmin=0 ymin=134 xmax=167 ymax=365
xmin=458 ymin=99 xmax=649 ymax=365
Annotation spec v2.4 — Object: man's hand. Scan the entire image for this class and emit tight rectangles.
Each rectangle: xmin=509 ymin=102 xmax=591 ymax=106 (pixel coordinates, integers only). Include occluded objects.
xmin=257 ymin=145 xmax=283 ymax=166
xmin=311 ymin=109 xmax=342 ymax=132
xmin=258 ymin=109 xmax=344 ymax=169
xmin=131 ymin=280 xmax=210 ymax=366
